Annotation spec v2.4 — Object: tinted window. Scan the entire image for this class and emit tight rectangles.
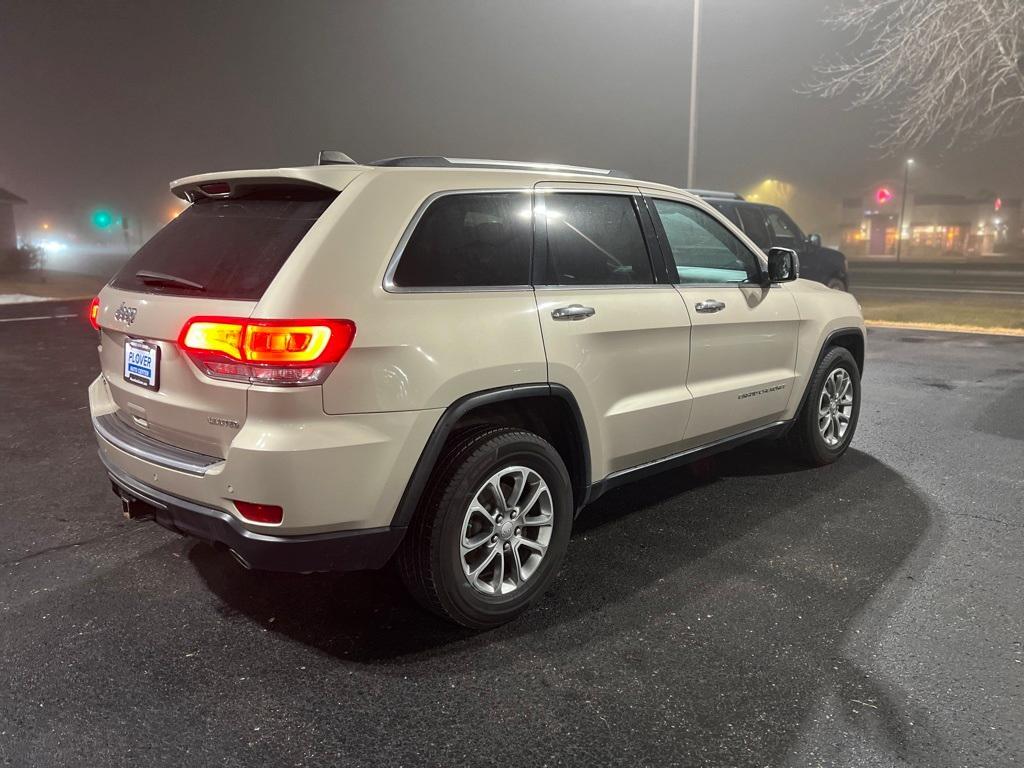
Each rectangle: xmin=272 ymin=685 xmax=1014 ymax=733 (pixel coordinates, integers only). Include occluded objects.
xmin=111 ymin=190 xmax=335 ymax=300
xmin=392 ymin=192 xmax=532 ymax=287
xmin=652 ymin=199 xmax=760 ymax=284
xmin=711 ymin=202 xmax=742 ymax=227
xmin=765 ymin=208 xmax=804 ymax=244
xmin=737 ymin=205 xmax=771 ymax=249
xmin=542 ymin=194 xmax=653 ymax=285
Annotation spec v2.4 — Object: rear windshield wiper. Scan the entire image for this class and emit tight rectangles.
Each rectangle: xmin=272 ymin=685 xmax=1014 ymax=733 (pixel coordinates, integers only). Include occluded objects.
xmin=135 ymin=270 xmax=206 ymax=292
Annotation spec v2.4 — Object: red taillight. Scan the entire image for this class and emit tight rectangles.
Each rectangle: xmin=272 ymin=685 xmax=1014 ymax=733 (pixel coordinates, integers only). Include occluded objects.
xmin=181 ymin=320 xmax=245 ymax=360
xmin=178 ymin=316 xmax=355 ymax=386
xmin=88 ymin=296 xmax=100 ymax=330
xmin=233 ymin=500 xmax=283 ymax=525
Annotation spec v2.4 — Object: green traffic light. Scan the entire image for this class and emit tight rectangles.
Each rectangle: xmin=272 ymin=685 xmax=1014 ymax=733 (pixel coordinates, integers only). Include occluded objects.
xmin=91 ymin=209 xmax=113 ymax=229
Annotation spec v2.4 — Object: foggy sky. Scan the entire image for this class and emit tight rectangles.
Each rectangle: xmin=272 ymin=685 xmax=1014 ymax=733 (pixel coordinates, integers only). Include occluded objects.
xmin=2 ymin=0 xmax=1022 ymax=238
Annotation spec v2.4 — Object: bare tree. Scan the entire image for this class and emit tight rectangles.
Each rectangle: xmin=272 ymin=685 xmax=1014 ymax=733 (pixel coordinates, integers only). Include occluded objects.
xmin=807 ymin=0 xmax=1024 ymax=151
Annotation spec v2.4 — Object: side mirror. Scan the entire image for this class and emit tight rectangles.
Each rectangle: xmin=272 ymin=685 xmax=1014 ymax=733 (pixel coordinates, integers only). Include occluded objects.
xmin=767 ymin=247 xmax=799 ymax=282
xmin=808 ymin=233 xmax=822 ymax=248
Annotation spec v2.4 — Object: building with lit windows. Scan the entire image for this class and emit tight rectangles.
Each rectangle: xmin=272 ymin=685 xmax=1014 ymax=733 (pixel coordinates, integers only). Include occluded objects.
xmin=839 ymin=188 xmax=1020 ymax=258
xmin=0 ymin=187 xmax=26 ymax=253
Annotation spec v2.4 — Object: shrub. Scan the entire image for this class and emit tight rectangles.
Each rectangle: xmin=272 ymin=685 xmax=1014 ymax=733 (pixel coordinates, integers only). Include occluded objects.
xmin=0 ymin=245 xmax=42 ymax=274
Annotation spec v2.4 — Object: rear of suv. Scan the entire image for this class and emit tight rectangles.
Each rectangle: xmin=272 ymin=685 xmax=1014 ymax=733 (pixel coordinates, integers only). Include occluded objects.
xmin=90 ymin=155 xmax=865 ymax=628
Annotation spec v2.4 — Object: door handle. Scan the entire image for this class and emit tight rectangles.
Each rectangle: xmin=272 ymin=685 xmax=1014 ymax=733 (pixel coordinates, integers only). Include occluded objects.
xmin=695 ymin=299 xmax=726 ymax=313
xmin=552 ymin=304 xmax=596 ymax=321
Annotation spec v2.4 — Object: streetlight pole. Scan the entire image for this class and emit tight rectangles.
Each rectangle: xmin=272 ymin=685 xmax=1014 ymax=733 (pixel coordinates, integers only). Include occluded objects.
xmin=687 ymin=0 xmax=701 ymax=188
xmin=895 ymin=157 xmax=913 ymax=263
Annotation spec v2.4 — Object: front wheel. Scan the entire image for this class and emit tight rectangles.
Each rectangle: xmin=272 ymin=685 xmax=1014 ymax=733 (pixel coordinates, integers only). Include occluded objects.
xmin=786 ymin=346 xmax=861 ymax=466
xmin=398 ymin=427 xmax=573 ymax=628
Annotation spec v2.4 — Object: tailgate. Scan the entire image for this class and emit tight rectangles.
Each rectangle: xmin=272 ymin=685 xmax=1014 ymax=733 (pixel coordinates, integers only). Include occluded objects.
xmin=94 ymin=181 xmax=341 ymax=458
xmin=97 ymin=288 xmax=256 ymax=458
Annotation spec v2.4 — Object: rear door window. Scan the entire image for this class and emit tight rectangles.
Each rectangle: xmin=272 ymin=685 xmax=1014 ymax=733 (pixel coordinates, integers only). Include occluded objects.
xmin=710 ymin=202 xmax=742 ymax=227
xmin=736 ymin=205 xmax=772 ymax=250
xmin=765 ymin=207 xmax=805 ymax=248
xmin=391 ymin=192 xmax=532 ymax=288
xmin=540 ymin=193 xmax=654 ymax=285
xmin=111 ymin=188 xmax=336 ymax=300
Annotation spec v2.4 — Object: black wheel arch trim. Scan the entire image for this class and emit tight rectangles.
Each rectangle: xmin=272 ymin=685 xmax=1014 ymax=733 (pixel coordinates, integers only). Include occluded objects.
xmin=391 ymin=383 xmax=592 ymax=529
xmin=787 ymin=327 xmax=865 ymax=433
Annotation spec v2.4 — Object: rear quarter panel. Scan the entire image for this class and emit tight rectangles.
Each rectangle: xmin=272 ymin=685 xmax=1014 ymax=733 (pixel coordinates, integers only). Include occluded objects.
xmin=254 ymin=170 xmax=548 ymax=415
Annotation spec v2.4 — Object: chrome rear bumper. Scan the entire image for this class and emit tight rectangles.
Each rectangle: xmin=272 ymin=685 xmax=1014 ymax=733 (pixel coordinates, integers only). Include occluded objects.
xmin=92 ymin=412 xmax=222 ymax=476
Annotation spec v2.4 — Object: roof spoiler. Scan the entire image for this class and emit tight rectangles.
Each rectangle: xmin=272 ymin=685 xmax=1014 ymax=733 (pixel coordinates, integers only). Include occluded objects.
xmin=170 ymin=168 xmax=358 ymax=201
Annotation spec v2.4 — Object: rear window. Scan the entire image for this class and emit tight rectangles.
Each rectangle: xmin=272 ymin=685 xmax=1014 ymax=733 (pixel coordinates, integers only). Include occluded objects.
xmin=110 ymin=188 xmax=336 ymax=300
xmin=391 ymin=192 xmax=532 ymax=288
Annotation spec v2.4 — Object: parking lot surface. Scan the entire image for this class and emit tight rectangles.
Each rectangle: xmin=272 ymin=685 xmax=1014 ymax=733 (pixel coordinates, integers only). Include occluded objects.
xmin=1 ymin=307 xmax=1022 ymax=767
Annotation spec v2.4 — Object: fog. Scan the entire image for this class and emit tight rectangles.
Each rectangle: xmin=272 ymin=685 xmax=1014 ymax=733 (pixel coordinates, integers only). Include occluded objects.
xmin=1 ymin=0 xmax=1021 ymax=252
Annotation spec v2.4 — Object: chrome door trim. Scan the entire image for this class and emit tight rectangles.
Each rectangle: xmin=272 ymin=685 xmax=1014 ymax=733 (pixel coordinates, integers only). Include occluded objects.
xmin=604 ymin=420 xmax=789 ymax=483
xmin=551 ymin=304 xmax=596 ymax=321
xmin=694 ymin=299 xmax=726 ymax=313
xmin=533 ymin=283 xmax=674 ymax=291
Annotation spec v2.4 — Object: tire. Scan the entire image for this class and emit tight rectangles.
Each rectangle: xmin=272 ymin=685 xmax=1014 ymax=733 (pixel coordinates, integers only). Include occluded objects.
xmin=827 ymin=276 xmax=848 ymax=291
xmin=398 ymin=426 xmax=573 ymax=629
xmin=786 ymin=346 xmax=861 ymax=466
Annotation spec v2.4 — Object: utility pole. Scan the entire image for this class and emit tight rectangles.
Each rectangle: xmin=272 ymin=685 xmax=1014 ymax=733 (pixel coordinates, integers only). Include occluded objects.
xmin=687 ymin=0 xmax=701 ymax=188
xmin=895 ymin=158 xmax=913 ymax=263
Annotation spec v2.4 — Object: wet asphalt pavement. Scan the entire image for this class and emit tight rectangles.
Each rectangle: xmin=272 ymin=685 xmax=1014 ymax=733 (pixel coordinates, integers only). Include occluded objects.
xmin=1 ymin=304 xmax=1022 ymax=767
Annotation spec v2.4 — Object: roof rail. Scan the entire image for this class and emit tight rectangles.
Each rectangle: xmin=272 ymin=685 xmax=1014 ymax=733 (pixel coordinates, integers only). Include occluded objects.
xmin=369 ymin=156 xmax=631 ymax=178
xmin=688 ymin=189 xmax=745 ymax=200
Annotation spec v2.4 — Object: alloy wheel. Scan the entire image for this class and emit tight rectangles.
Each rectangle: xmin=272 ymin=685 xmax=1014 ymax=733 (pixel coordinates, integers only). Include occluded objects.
xmin=460 ymin=466 xmax=554 ymax=595
xmin=818 ymin=367 xmax=854 ymax=448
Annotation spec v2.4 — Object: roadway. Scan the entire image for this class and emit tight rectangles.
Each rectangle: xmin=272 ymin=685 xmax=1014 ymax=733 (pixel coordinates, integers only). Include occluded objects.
xmin=1 ymin=302 xmax=1022 ymax=766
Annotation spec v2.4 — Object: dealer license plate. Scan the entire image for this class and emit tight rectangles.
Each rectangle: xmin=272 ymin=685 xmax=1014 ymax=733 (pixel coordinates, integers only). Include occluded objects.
xmin=124 ymin=339 xmax=160 ymax=390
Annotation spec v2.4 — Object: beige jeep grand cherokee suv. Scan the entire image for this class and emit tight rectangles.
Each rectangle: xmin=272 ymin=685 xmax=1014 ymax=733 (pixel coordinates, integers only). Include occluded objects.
xmin=89 ymin=154 xmax=865 ymax=628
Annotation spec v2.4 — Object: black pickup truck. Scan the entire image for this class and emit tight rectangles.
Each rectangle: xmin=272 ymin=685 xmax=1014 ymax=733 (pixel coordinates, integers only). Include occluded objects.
xmin=692 ymin=191 xmax=850 ymax=291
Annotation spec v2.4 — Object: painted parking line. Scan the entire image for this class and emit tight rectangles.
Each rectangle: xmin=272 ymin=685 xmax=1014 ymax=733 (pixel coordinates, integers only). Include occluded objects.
xmin=0 ymin=313 xmax=78 ymax=323
xmin=856 ymin=286 xmax=1024 ymax=296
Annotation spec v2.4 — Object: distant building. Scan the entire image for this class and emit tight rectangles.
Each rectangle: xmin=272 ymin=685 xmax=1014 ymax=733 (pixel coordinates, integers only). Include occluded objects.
xmin=0 ymin=187 xmax=27 ymax=252
xmin=839 ymin=188 xmax=1021 ymax=258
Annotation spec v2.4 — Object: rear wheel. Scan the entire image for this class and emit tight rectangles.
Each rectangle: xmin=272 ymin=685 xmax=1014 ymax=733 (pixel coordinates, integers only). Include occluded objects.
xmin=398 ymin=427 xmax=573 ymax=628
xmin=827 ymin=276 xmax=848 ymax=291
xmin=786 ymin=346 xmax=860 ymax=466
